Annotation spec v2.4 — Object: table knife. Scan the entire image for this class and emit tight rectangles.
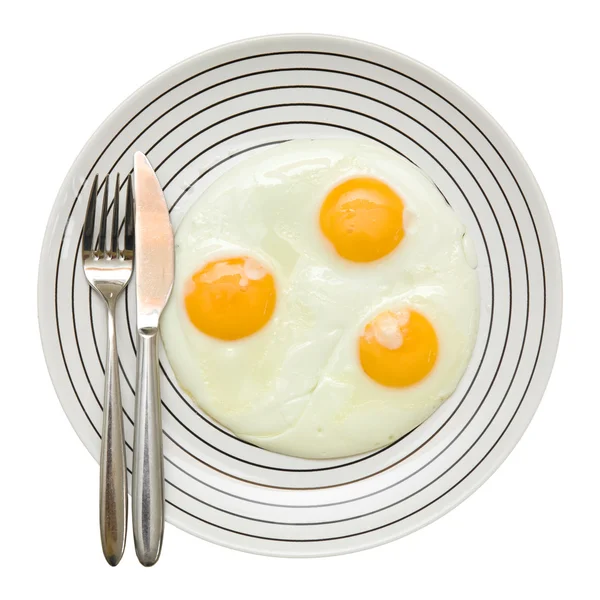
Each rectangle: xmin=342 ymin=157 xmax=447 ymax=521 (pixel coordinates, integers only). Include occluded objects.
xmin=132 ymin=151 xmax=174 ymax=566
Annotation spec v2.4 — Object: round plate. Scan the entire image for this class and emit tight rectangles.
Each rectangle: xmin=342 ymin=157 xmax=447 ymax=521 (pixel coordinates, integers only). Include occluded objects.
xmin=38 ymin=34 xmax=562 ymax=557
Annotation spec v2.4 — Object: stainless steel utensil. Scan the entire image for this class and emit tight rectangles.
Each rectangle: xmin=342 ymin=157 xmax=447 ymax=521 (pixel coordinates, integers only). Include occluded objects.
xmin=82 ymin=174 xmax=134 ymax=566
xmin=132 ymin=152 xmax=174 ymax=567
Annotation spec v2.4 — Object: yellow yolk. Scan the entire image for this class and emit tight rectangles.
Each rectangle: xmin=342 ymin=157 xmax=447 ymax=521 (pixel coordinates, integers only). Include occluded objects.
xmin=184 ymin=256 xmax=276 ymax=341
xmin=359 ymin=309 xmax=438 ymax=387
xmin=319 ymin=177 xmax=405 ymax=262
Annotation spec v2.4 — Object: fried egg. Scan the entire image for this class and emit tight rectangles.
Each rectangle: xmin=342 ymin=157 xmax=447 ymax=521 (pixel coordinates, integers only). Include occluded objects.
xmin=160 ymin=138 xmax=479 ymax=459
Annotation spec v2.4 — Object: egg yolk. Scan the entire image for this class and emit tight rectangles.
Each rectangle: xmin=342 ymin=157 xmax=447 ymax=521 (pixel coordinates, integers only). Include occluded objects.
xmin=319 ymin=177 xmax=405 ymax=262
xmin=184 ymin=256 xmax=276 ymax=341
xmin=359 ymin=309 xmax=438 ymax=387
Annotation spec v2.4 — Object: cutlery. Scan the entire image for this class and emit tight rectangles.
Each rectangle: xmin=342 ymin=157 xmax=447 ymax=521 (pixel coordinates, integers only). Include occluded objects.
xmin=82 ymin=174 xmax=134 ymax=566
xmin=132 ymin=152 xmax=174 ymax=566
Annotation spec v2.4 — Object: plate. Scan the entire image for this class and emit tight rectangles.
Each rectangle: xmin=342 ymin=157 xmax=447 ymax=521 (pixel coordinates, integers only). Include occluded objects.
xmin=38 ymin=34 xmax=562 ymax=557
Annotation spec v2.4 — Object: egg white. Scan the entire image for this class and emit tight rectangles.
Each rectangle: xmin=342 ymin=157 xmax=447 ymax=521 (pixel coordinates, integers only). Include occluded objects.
xmin=160 ymin=138 xmax=479 ymax=458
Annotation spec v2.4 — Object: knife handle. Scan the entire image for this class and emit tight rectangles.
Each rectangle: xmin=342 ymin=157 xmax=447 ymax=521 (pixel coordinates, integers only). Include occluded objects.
xmin=133 ymin=329 xmax=164 ymax=567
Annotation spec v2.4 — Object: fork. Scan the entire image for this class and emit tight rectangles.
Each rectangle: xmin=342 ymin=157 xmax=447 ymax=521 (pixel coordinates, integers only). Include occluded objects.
xmin=82 ymin=174 xmax=134 ymax=566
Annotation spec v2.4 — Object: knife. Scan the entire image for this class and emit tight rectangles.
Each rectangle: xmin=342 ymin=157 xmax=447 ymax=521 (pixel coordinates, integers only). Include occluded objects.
xmin=132 ymin=151 xmax=174 ymax=566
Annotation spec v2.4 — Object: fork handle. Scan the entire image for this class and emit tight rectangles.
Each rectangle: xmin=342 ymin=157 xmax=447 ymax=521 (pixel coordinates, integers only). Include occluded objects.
xmin=132 ymin=329 xmax=164 ymax=566
xmin=99 ymin=302 xmax=128 ymax=566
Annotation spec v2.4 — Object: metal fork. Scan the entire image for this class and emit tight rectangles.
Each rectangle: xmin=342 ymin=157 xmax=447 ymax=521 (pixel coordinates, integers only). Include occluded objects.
xmin=82 ymin=174 xmax=134 ymax=566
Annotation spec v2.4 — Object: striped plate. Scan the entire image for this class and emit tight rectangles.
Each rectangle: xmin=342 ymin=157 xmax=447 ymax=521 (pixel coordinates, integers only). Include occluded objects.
xmin=38 ymin=34 xmax=562 ymax=557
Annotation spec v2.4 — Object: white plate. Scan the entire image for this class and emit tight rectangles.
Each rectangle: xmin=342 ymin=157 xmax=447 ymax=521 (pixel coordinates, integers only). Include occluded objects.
xmin=38 ymin=34 xmax=562 ymax=557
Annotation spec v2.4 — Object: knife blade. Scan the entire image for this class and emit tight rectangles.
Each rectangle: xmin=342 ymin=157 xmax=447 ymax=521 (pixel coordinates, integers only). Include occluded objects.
xmin=134 ymin=151 xmax=174 ymax=331
xmin=132 ymin=151 xmax=173 ymax=566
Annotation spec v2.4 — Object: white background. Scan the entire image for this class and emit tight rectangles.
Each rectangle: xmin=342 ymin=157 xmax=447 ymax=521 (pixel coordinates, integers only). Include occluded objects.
xmin=1 ymin=0 xmax=598 ymax=597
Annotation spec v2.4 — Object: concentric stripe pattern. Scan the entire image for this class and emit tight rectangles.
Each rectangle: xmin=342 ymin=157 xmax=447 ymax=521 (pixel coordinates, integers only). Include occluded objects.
xmin=38 ymin=36 xmax=561 ymax=557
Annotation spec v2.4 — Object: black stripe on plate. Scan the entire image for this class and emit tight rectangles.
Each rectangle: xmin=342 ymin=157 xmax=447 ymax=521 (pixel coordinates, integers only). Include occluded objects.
xmin=50 ymin=50 xmax=545 ymax=536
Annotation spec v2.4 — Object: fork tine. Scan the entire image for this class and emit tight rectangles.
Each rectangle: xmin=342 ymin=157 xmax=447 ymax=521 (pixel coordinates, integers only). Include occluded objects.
xmin=83 ymin=175 xmax=99 ymax=254
xmin=111 ymin=174 xmax=120 ymax=256
xmin=97 ymin=176 xmax=109 ymax=254
xmin=124 ymin=174 xmax=135 ymax=253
